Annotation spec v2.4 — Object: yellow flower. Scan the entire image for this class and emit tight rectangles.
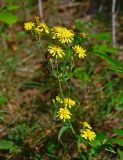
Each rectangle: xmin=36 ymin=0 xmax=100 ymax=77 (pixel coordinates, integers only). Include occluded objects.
xmin=79 ymin=32 xmax=87 ymax=38
xmin=48 ymin=45 xmax=65 ymax=58
xmin=81 ymin=121 xmax=92 ymax=129
xmin=57 ymin=107 xmax=72 ymax=121
xmin=73 ymin=45 xmax=86 ymax=59
xmin=35 ymin=26 xmax=42 ymax=33
xmin=24 ymin=22 xmax=34 ymax=30
xmin=63 ymin=98 xmax=76 ymax=108
xmin=52 ymin=26 xmax=74 ymax=44
xmin=35 ymin=23 xmax=49 ymax=34
xmin=56 ymin=96 xmax=63 ymax=103
xmin=80 ymin=129 xmax=96 ymax=141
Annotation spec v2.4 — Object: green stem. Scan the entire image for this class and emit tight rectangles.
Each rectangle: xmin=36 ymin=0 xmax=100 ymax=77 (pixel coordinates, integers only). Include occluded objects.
xmin=68 ymin=55 xmax=75 ymax=98
xmin=58 ymin=78 xmax=64 ymax=99
xmin=69 ymin=121 xmax=76 ymax=135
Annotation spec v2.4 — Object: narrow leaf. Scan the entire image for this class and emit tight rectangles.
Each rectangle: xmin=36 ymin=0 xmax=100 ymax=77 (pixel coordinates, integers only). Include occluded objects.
xmin=58 ymin=125 xmax=69 ymax=141
xmin=116 ymin=91 xmax=123 ymax=105
xmin=118 ymin=149 xmax=123 ymax=160
xmin=93 ymin=51 xmax=123 ymax=73
xmin=114 ymin=139 xmax=123 ymax=146
xmin=113 ymin=128 xmax=123 ymax=136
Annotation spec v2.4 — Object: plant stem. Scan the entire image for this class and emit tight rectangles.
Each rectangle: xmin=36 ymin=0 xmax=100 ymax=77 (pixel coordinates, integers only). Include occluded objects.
xmin=58 ymin=78 xmax=64 ymax=99
xmin=69 ymin=121 xmax=76 ymax=135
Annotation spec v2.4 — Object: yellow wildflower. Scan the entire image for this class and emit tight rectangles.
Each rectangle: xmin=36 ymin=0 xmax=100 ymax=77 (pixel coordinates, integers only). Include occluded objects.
xmin=57 ymin=107 xmax=72 ymax=121
xmin=24 ymin=22 xmax=34 ymax=30
xmin=35 ymin=26 xmax=42 ymax=33
xmin=48 ymin=45 xmax=65 ymax=58
xmin=73 ymin=45 xmax=86 ymax=59
xmin=52 ymin=26 xmax=74 ymax=44
xmin=79 ymin=32 xmax=87 ymax=38
xmin=81 ymin=121 xmax=92 ymax=129
xmin=56 ymin=96 xmax=63 ymax=103
xmin=80 ymin=129 xmax=96 ymax=141
xmin=63 ymin=98 xmax=76 ymax=108
xmin=35 ymin=23 xmax=49 ymax=34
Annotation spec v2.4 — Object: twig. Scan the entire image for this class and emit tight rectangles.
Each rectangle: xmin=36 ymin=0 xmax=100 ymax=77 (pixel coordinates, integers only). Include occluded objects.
xmin=38 ymin=0 xmax=44 ymax=22
xmin=112 ymin=0 xmax=117 ymax=47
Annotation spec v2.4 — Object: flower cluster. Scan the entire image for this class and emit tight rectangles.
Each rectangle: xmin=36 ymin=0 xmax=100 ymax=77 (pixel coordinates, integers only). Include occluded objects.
xmin=24 ymin=18 xmax=49 ymax=35
xmin=24 ymin=18 xmax=87 ymax=59
xmin=80 ymin=122 xmax=96 ymax=141
xmin=56 ymin=96 xmax=76 ymax=121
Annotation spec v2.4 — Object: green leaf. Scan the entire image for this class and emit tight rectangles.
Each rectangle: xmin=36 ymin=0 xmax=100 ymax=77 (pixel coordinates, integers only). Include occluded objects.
xmin=90 ymin=32 xmax=111 ymax=41
xmin=93 ymin=44 xmax=118 ymax=54
xmin=0 ymin=140 xmax=14 ymax=150
xmin=80 ymin=153 xmax=87 ymax=160
xmin=113 ymin=139 xmax=123 ymax=146
xmin=105 ymin=147 xmax=116 ymax=153
xmin=6 ymin=5 xmax=20 ymax=11
xmin=58 ymin=125 xmax=69 ymax=141
xmin=116 ymin=91 xmax=123 ymax=105
xmin=113 ymin=128 xmax=123 ymax=136
xmin=118 ymin=149 xmax=123 ymax=160
xmin=89 ymin=133 xmax=106 ymax=147
xmin=89 ymin=139 xmax=101 ymax=147
xmin=0 ymin=12 xmax=19 ymax=25
xmin=93 ymin=51 xmax=123 ymax=73
xmin=95 ymin=133 xmax=106 ymax=141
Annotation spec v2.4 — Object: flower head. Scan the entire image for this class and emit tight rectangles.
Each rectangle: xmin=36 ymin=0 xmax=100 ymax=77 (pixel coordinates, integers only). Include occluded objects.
xmin=35 ymin=23 xmax=49 ymax=34
xmin=81 ymin=121 xmax=92 ymax=129
xmin=24 ymin=22 xmax=34 ymax=30
xmin=63 ymin=98 xmax=76 ymax=108
xmin=79 ymin=32 xmax=87 ymax=38
xmin=48 ymin=45 xmax=65 ymax=58
xmin=73 ymin=45 xmax=86 ymax=59
xmin=80 ymin=129 xmax=96 ymax=141
xmin=52 ymin=26 xmax=74 ymax=44
xmin=56 ymin=96 xmax=63 ymax=103
xmin=57 ymin=107 xmax=72 ymax=121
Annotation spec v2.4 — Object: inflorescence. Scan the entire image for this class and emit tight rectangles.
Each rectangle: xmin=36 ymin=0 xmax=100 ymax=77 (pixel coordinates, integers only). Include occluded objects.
xmin=24 ymin=17 xmax=96 ymax=142
xmin=24 ymin=17 xmax=87 ymax=59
